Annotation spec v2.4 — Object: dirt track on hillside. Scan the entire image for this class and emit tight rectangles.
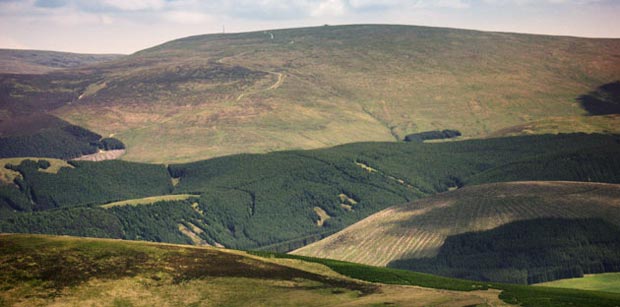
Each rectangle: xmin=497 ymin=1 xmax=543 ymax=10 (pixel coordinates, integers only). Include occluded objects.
xmin=73 ymin=149 xmax=126 ymax=161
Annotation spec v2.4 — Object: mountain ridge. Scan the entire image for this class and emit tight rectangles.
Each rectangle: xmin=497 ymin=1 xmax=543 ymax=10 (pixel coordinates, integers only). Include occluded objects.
xmin=2 ymin=24 xmax=619 ymax=162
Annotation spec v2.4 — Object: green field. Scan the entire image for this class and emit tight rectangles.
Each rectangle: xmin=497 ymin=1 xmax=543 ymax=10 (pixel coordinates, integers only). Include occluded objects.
xmin=101 ymin=194 xmax=200 ymax=208
xmin=2 ymin=25 xmax=619 ymax=162
xmin=537 ymin=273 xmax=620 ymax=293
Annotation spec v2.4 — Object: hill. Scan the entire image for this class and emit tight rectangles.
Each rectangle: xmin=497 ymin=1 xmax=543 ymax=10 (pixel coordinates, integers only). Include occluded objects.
xmin=1 ymin=25 xmax=619 ymax=162
xmin=0 ymin=49 xmax=122 ymax=74
xmin=2 ymin=134 xmax=620 ymax=252
xmin=0 ymin=234 xmax=511 ymax=307
xmin=4 ymin=234 xmax=620 ymax=307
xmin=292 ymin=181 xmax=620 ymax=282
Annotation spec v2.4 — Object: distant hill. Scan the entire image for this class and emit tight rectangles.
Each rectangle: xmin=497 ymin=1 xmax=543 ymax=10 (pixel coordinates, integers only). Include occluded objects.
xmin=1 ymin=25 xmax=619 ymax=162
xmin=0 ymin=49 xmax=123 ymax=74
xmin=292 ymin=181 xmax=620 ymax=277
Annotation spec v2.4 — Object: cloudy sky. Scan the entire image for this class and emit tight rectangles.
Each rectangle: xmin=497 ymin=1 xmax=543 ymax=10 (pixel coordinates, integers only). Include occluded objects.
xmin=1 ymin=0 xmax=619 ymax=54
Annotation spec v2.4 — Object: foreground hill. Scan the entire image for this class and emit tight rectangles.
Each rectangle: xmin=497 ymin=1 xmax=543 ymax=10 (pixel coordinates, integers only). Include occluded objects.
xmin=2 ymin=25 xmax=620 ymax=162
xmin=0 ymin=234 xmax=507 ymax=306
xmin=293 ymin=181 xmax=620 ymax=283
xmin=2 ymin=134 xmax=620 ymax=253
xmin=3 ymin=234 xmax=620 ymax=307
xmin=0 ymin=49 xmax=122 ymax=74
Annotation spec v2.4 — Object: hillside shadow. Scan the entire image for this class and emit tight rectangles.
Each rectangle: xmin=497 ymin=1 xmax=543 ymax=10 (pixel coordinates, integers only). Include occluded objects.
xmin=578 ymin=81 xmax=620 ymax=115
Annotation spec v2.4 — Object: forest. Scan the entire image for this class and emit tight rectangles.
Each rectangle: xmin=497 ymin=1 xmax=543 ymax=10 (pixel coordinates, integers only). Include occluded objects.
xmin=403 ymin=129 xmax=461 ymax=142
xmin=0 ymin=123 xmax=125 ymax=159
xmin=389 ymin=218 xmax=620 ymax=284
xmin=2 ymin=133 xmax=620 ymax=251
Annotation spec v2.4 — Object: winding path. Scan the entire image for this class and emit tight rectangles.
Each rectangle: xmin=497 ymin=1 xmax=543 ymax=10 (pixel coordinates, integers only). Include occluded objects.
xmin=236 ymin=71 xmax=286 ymax=101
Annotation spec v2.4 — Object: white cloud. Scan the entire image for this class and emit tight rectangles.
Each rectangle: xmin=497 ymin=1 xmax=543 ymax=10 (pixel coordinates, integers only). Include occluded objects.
xmin=311 ymin=0 xmax=347 ymax=17
xmin=348 ymin=0 xmax=400 ymax=9
xmin=482 ymin=0 xmax=603 ymax=5
xmin=50 ymin=11 xmax=110 ymax=25
xmin=100 ymin=14 xmax=114 ymax=24
xmin=0 ymin=35 xmax=30 ymax=49
xmin=163 ymin=11 xmax=211 ymax=24
xmin=430 ymin=0 xmax=470 ymax=9
xmin=100 ymin=0 xmax=165 ymax=11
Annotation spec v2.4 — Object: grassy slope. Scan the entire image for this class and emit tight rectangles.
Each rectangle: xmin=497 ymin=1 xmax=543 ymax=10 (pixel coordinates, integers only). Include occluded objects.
xmin=1 ymin=25 xmax=616 ymax=162
xmin=253 ymin=252 xmax=620 ymax=307
xmin=0 ymin=49 xmax=122 ymax=74
xmin=293 ymin=181 xmax=620 ymax=266
xmin=0 ymin=234 xmax=512 ymax=307
xmin=537 ymin=273 xmax=620 ymax=294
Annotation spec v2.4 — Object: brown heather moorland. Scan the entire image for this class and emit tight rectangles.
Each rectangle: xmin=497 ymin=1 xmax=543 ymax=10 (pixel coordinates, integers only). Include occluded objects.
xmin=2 ymin=25 xmax=620 ymax=162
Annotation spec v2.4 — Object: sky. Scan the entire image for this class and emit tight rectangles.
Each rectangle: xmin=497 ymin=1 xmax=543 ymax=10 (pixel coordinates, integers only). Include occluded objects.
xmin=1 ymin=0 xmax=619 ymax=54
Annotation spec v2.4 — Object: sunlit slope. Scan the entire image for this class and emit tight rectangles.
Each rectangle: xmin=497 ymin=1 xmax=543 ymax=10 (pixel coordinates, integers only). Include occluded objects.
xmin=537 ymin=273 xmax=620 ymax=293
xmin=34 ymin=24 xmax=620 ymax=162
xmin=0 ymin=234 xmax=510 ymax=307
xmin=293 ymin=181 xmax=620 ymax=266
